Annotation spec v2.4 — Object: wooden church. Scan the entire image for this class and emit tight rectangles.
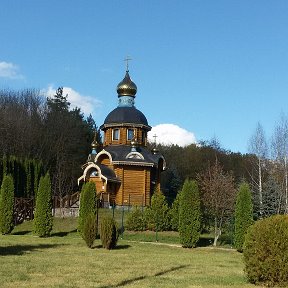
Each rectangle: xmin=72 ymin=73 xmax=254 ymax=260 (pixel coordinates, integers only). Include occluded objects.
xmin=78 ymin=66 xmax=166 ymax=206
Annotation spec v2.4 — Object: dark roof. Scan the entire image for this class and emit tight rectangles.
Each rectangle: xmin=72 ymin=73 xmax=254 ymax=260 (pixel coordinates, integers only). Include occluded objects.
xmin=102 ymin=145 xmax=164 ymax=167
xmin=97 ymin=163 xmax=120 ymax=182
xmin=102 ymin=107 xmax=149 ymax=127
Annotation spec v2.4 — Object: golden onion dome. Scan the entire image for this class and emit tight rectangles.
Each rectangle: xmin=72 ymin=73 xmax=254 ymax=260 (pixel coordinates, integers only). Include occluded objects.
xmin=117 ymin=71 xmax=137 ymax=97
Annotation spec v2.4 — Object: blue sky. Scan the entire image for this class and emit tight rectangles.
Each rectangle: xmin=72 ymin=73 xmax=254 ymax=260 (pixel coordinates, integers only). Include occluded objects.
xmin=1 ymin=1 xmax=288 ymax=153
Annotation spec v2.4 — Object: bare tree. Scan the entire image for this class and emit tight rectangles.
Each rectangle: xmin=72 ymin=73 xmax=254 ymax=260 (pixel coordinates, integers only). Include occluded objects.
xmin=248 ymin=122 xmax=268 ymax=218
xmin=271 ymin=115 xmax=288 ymax=214
xmin=198 ymin=160 xmax=236 ymax=246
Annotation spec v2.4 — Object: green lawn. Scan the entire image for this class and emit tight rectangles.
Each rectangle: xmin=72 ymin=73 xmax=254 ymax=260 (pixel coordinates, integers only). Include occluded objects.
xmin=0 ymin=234 xmax=254 ymax=288
xmin=0 ymin=218 xmax=256 ymax=288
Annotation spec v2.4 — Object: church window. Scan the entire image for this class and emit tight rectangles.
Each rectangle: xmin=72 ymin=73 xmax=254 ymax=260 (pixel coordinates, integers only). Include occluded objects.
xmin=127 ymin=128 xmax=134 ymax=140
xmin=142 ymin=131 xmax=146 ymax=144
xmin=112 ymin=129 xmax=119 ymax=140
xmin=90 ymin=169 xmax=98 ymax=177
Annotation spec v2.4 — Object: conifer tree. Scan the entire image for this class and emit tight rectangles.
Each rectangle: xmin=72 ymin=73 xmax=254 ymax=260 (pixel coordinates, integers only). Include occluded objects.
xmin=144 ymin=189 xmax=170 ymax=231
xmin=0 ymin=174 xmax=15 ymax=234
xmin=78 ymin=182 xmax=97 ymax=235
xmin=170 ymin=191 xmax=181 ymax=231
xmin=100 ymin=216 xmax=118 ymax=249
xmin=234 ymin=182 xmax=253 ymax=252
xmin=33 ymin=173 xmax=53 ymax=237
xmin=179 ymin=179 xmax=201 ymax=248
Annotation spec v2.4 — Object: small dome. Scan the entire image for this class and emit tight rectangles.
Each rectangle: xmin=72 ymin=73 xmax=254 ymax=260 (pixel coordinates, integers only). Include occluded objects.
xmin=91 ymin=140 xmax=98 ymax=149
xmin=117 ymin=71 xmax=137 ymax=97
xmin=91 ymin=131 xmax=98 ymax=149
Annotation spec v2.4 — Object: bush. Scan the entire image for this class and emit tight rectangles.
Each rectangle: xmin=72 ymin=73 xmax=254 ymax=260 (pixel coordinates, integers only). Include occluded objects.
xmin=33 ymin=173 xmax=53 ymax=237
xmin=234 ymin=182 xmax=253 ymax=252
xmin=78 ymin=182 xmax=97 ymax=235
xmin=170 ymin=191 xmax=181 ymax=231
xmin=83 ymin=214 xmax=97 ymax=248
xmin=100 ymin=216 xmax=118 ymax=249
xmin=144 ymin=191 xmax=170 ymax=231
xmin=0 ymin=174 xmax=15 ymax=234
xmin=243 ymin=215 xmax=288 ymax=287
xmin=179 ymin=179 xmax=201 ymax=248
xmin=126 ymin=206 xmax=146 ymax=231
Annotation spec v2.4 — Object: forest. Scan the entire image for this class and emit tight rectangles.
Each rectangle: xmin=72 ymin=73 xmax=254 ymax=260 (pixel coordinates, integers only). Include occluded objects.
xmin=0 ymin=88 xmax=287 ymax=221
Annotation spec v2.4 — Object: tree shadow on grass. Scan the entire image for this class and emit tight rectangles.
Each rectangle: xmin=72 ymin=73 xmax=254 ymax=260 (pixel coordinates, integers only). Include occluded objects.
xmin=114 ymin=244 xmax=130 ymax=250
xmin=98 ymin=264 xmax=189 ymax=288
xmin=51 ymin=229 xmax=77 ymax=237
xmin=198 ymin=236 xmax=214 ymax=247
xmin=0 ymin=244 xmax=64 ymax=256
xmin=91 ymin=244 xmax=131 ymax=250
xmin=12 ymin=231 xmax=31 ymax=236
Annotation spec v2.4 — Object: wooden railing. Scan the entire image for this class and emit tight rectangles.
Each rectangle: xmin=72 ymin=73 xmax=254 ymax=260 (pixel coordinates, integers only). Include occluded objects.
xmin=53 ymin=192 xmax=80 ymax=209
xmin=14 ymin=197 xmax=34 ymax=225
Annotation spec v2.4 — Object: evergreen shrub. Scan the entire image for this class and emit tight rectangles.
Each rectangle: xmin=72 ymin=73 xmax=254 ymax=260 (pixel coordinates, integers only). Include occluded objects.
xmin=170 ymin=191 xmax=181 ymax=231
xmin=243 ymin=215 xmax=288 ymax=287
xmin=126 ymin=206 xmax=146 ymax=231
xmin=33 ymin=173 xmax=53 ymax=237
xmin=78 ymin=182 xmax=97 ymax=235
xmin=83 ymin=213 xmax=97 ymax=248
xmin=0 ymin=174 xmax=15 ymax=234
xmin=179 ymin=179 xmax=201 ymax=248
xmin=234 ymin=182 xmax=253 ymax=252
xmin=100 ymin=216 xmax=118 ymax=249
xmin=144 ymin=191 xmax=170 ymax=231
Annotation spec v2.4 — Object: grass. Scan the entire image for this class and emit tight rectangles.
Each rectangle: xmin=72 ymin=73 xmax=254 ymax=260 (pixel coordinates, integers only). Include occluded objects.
xmin=0 ymin=217 xmax=258 ymax=287
xmin=0 ymin=232 xmax=255 ymax=288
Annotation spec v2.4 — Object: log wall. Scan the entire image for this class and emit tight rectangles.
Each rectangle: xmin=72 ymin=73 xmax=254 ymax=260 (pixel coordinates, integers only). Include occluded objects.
xmin=103 ymin=127 xmax=147 ymax=146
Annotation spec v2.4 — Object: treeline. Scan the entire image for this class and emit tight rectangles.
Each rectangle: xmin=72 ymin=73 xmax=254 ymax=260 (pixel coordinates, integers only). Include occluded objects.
xmin=159 ymin=120 xmax=288 ymax=220
xmin=158 ymin=141 xmax=254 ymax=200
xmin=0 ymin=88 xmax=99 ymax=198
xmin=0 ymin=156 xmax=44 ymax=197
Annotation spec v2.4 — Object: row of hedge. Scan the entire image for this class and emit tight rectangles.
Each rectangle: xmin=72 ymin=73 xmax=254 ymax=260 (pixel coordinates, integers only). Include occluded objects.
xmin=126 ymin=180 xmax=202 ymax=248
xmin=0 ymin=173 xmax=53 ymax=237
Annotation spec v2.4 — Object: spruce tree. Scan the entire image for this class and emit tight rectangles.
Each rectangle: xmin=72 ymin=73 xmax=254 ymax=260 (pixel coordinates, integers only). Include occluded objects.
xmin=33 ymin=173 xmax=53 ymax=237
xmin=179 ymin=179 xmax=201 ymax=248
xmin=78 ymin=182 xmax=97 ymax=235
xmin=234 ymin=182 xmax=253 ymax=252
xmin=0 ymin=174 xmax=15 ymax=234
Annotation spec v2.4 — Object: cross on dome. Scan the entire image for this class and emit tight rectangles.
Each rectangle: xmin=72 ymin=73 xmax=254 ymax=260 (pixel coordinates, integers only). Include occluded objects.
xmin=124 ymin=56 xmax=132 ymax=72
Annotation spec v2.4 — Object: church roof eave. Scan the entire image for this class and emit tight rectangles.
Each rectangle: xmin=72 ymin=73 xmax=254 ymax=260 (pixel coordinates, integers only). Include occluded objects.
xmin=112 ymin=161 xmax=155 ymax=167
xmin=100 ymin=122 xmax=151 ymax=131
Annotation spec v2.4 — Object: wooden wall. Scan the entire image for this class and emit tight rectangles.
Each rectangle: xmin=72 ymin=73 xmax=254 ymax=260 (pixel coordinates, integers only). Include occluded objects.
xmin=87 ymin=158 xmax=161 ymax=207
xmin=103 ymin=127 xmax=147 ymax=146
xmin=113 ymin=165 xmax=152 ymax=206
xmin=89 ymin=177 xmax=105 ymax=193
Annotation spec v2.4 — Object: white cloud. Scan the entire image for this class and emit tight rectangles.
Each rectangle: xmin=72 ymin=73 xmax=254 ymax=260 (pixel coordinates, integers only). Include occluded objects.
xmin=44 ymin=85 xmax=102 ymax=115
xmin=148 ymin=124 xmax=197 ymax=147
xmin=0 ymin=61 xmax=24 ymax=79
